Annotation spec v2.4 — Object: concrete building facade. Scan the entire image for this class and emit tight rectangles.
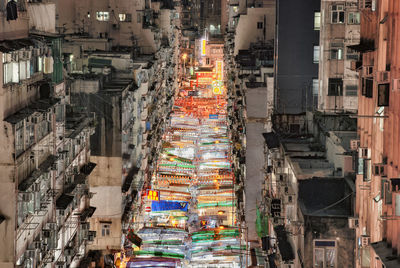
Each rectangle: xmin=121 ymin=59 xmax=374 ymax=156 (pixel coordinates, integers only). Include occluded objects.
xmin=317 ymin=0 xmax=360 ymax=113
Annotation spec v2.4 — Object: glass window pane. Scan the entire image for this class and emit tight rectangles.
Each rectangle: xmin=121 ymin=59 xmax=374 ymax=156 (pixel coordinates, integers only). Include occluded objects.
xmin=314 ymin=12 xmax=321 ymax=30
xmin=314 ymin=248 xmax=324 ymax=267
xmin=313 ymin=46 xmax=320 ymax=63
xmin=325 ymin=248 xmax=336 ymax=267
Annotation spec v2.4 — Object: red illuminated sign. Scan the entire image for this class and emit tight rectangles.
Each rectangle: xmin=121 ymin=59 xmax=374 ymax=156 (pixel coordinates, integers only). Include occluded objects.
xmin=147 ymin=190 xmax=160 ymax=201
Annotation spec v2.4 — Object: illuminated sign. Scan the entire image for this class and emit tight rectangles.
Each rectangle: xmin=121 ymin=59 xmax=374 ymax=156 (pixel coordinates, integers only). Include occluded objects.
xmin=147 ymin=190 xmax=160 ymax=201
xmin=215 ymin=60 xmax=224 ymax=80
xmin=196 ymin=72 xmax=214 ymax=86
xmin=201 ymin=39 xmax=207 ymax=56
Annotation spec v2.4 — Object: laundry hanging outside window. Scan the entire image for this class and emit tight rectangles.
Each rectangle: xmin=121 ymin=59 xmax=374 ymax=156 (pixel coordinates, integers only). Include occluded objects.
xmin=7 ymin=0 xmax=18 ymax=21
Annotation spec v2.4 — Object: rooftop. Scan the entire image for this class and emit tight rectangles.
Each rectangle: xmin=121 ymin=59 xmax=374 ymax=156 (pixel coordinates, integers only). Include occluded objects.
xmin=298 ymin=177 xmax=354 ymax=217
xmin=5 ymin=97 xmax=60 ymax=125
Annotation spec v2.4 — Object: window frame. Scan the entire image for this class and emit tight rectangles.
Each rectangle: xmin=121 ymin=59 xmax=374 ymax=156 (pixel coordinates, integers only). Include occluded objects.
xmin=313 ymin=239 xmax=337 ymax=268
xmin=257 ymin=22 xmax=263 ymax=29
xmin=330 ymin=4 xmax=345 ymax=24
xmin=313 ymin=45 xmax=320 ymax=63
xmin=101 ymin=223 xmax=111 ymax=236
xmin=314 ymin=11 xmax=321 ymax=30
xmin=119 ymin=13 xmax=132 ymax=22
xmin=328 ymin=78 xmax=343 ymax=96
xmin=96 ymin=11 xmax=110 ymax=21
xmin=348 ymin=12 xmax=360 ymax=25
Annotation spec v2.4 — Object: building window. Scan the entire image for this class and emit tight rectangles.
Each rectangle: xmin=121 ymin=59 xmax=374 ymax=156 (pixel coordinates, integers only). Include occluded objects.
xmin=314 ymin=240 xmax=336 ymax=268
xmin=331 ymin=5 xmax=345 ymax=24
xmin=314 ymin=12 xmax=321 ymax=30
xmin=257 ymin=22 xmax=263 ymax=29
xmin=312 ymin=79 xmax=319 ymax=96
xmin=313 ymin=46 xmax=320 ymax=63
xmin=348 ymin=12 xmax=360 ymax=24
xmin=330 ymin=43 xmax=344 ymax=60
xmin=328 ymin=78 xmax=343 ymax=96
xmin=346 ymin=48 xmax=359 ymax=60
xmin=206 ymin=58 xmax=210 ymax=65
xmin=362 ymin=78 xmax=373 ymax=98
xmin=119 ymin=13 xmax=132 ymax=22
xmin=377 ymin=83 xmax=390 ymax=106
xmin=101 ymin=223 xmax=111 ymax=236
xmin=345 ymin=85 xmax=358 ymax=96
xmin=137 ymin=14 xmax=142 ymax=23
xmin=96 ymin=11 xmax=109 ymax=21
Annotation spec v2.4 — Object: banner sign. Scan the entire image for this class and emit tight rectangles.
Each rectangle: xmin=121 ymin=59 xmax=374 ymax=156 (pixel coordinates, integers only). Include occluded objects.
xmin=151 ymin=200 xmax=189 ymax=212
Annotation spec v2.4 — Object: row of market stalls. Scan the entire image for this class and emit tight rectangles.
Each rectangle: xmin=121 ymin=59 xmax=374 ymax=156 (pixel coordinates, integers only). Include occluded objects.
xmin=115 ymin=60 xmax=244 ymax=267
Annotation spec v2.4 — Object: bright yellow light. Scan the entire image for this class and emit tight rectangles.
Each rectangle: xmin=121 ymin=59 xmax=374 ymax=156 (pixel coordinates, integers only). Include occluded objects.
xmin=219 ymin=226 xmax=224 ymax=230
xmin=182 ymin=53 xmax=187 ymax=60
xmin=170 ymin=158 xmax=174 ymax=161
xmin=214 ymin=127 xmax=219 ymax=131
xmin=213 ymin=179 xmax=218 ymax=184
xmin=215 ymin=140 xmax=219 ymax=144
xmin=218 ymin=211 xmax=224 ymax=215
xmin=180 ymin=115 xmax=184 ymax=118
xmin=201 ymin=39 xmax=206 ymax=56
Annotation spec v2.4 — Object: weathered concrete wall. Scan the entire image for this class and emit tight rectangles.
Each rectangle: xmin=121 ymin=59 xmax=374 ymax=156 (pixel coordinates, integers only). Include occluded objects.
xmin=234 ymin=7 xmax=275 ymax=55
xmin=304 ymin=217 xmax=355 ymax=268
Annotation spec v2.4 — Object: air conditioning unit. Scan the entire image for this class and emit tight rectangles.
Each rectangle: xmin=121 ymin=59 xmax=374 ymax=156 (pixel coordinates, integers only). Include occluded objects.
xmin=373 ymin=164 xmax=387 ymax=176
xmin=376 ymin=71 xmax=390 ymax=83
xmin=362 ymin=66 xmax=374 ymax=77
xmin=350 ymin=139 xmax=360 ymax=151
xmin=348 ymin=217 xmax=359 ymax=229
xmin=361 ymin=235 xmax=370 ymax=247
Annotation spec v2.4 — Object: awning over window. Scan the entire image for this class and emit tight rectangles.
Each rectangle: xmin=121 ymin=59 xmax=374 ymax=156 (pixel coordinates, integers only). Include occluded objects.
xmin=122 ymin=166 xmax=140 ymax=193
xmin=56 ymin=194 xmax=74 ymax=210
xmin=262 ymin=132 xmax=280 ymax=149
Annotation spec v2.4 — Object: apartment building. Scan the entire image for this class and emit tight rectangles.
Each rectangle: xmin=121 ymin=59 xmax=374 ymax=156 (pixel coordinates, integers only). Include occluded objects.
xmin=355 ymin=0 xmax=400 ymax=267
xmin=0 ymin=1 xmax=96 ymax=267
xmin=262 ymin=124 xmax=357 ymax=267
xmin=275 ymin=0 xmax=320 ymax=114
xmin=317 ymin=0 xmax=360 ymax=113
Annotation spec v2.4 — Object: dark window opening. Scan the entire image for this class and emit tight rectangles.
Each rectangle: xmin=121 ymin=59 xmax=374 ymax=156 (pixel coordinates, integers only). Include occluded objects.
xmin=328 ymin=78 xmax=343 ymax=96
xmin=362 ymin=78 xmax=373 ymax=98
xmin=377 ymin=83 xmax=390 ymax=106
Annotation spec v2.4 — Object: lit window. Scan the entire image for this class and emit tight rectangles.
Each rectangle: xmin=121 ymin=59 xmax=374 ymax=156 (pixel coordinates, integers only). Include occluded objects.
xmin=313 ymin=45 xmax=320 ymax=63
xmin=348 ymin=12 xmax=360 ymax=24
xmin=101 ymin=223 xmax=111 ymax=236
xmin=330 ymin=43 xmax=344 ymax=60
xmin=119 ymin=13 xmax=132 ymax=22
xmin=257 ymin=22 xmax=263 ymax=29
xmin=331 ymin=5 xmax=345 ymax=24
xmin=313 ymin=79 xmax=319 ymax=96
xmin=314 ymin=12 xmax=321 ymax=30
xmin=96 ymin=11 xmax=109 ymax=21
xmin=313 ymin=240 xmax=336 ymax=268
